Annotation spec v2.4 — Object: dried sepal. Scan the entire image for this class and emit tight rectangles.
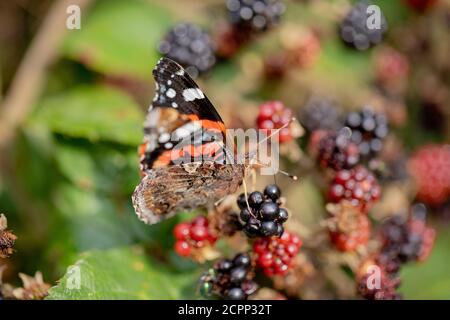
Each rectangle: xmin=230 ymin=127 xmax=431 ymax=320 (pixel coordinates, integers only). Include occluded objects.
xmin=8 ymin=272 xmax=51 ymax=300
xmin=0 ymin=214 xmax=17 ymax=258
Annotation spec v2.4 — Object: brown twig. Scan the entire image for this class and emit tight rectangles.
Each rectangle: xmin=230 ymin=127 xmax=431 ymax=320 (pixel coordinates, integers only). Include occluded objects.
xmin=0 ymin=0 xmax=92 ymax=151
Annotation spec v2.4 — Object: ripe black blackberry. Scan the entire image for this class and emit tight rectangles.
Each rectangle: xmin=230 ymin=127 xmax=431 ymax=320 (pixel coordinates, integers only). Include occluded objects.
xmin=378 ymin=205 xmax=435 ymax=266
xmin=339 ymin=1 xmax=388 ymax=51
xmin=238 ymin=185 xmax=288 ymax=238
xmin=345 ymin=107 xmax=389 ymax=158
xmin=199 ymin=253 xmax=258 ymax=300
xmin=226 ymin=0 xmax=285 ymax=34
xmin=314 ymin=128 xmax=360 ymax=170
xmin=300 ymin=97 xmax=342 ymax=132
xmin=158 ymin=23 xmax=216 ymax=78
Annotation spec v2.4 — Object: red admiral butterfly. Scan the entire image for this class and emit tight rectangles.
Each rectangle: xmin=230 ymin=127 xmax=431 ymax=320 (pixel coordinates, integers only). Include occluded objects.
xmin=132 ymin=58 xmax=246 ymax=224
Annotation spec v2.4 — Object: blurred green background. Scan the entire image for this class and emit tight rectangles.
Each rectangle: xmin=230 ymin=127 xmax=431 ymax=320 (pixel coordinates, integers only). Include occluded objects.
xmin=0 ymin=0 xmax=449 ymax=299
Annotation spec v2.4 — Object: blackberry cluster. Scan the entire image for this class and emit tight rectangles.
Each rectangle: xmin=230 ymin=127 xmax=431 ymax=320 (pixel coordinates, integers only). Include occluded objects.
xmin=300 ymin=97 xmax=342 ymax=132
xmin=158 ymin=23 xmax=216 ymax=78
xmin=339 ymin=1 xmax=388 ymax=50
xmin=226 ymin=0 xmax=285 ymax=34
xmin=312 ymin=128 xmax=360 ymax=171
xmin=238 ymin=185 xmax=288 ymax=238
xmin=200 ymin=253 xmax=258 ymax=300
xmin=328 ymin=165 xmax=381 ymax=213
xmin=173 ymin=216 xmax=217 ymax=258
xmin=345 ymin=108 xmax=389 ymax=158
xmin=253 ymin=231 xmax=302 ymax=276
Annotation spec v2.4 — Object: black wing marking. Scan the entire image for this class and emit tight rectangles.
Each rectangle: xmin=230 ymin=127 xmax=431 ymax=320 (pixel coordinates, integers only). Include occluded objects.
xmin=151 ymin=57 xmax=223 ymax=122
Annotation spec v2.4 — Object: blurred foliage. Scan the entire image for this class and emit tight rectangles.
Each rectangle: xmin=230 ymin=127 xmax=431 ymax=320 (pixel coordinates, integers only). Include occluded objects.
xmin=0 ymin=0 xmax=449 ymax=300
xmin=47 ymin=246 xmax=199 ymax=299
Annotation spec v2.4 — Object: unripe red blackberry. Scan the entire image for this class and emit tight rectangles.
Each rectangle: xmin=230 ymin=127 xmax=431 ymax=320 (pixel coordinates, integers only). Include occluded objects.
xmin=253 ymin=231 xmax=302 ymax=276
xmin=173 ymin=216 xmax=217 ymax=258
xmin=257 ymin=101 xmax=294 ymax=143
xmin=328 ymin=166 xmax=381 ymax=213
xmin=340 ymin=1 xmax=388 ymax=51
xmin=374 ymin=47 xmax=409 ymax=89
xmin=238 ymin=185 xmax=288 ymax=238
xmin=310 ymin=128 xmax=360 ymax=171
xmin=408 ymin=144 xmax=450 ymax=206
xmin=199 ymin=252 xmax=258 ymax=300
xmin=226 ymin=0 xmax=285 ymax=34
xmin=326 ymin=202 xmax=371 ymax=252
xmin=345 ymin=108 xmax=389 ymax=158
xmin=158 ymin=23 xmax=216 ymax=78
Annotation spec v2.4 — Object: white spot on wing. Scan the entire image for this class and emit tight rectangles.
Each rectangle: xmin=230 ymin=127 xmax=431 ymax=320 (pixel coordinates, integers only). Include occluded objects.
xmin=176 ymin=69 xmax=184 ymax=76
xmin=158 ymin=132 xmax=170 ymax=143
xmin=172 ymin=102 xmax=178 ymax=108
xmin=166 ymin=88 xmax=176 ymax=98
xmin=183 ymin=88 xmax=205 ymax=101
xmin=173 ymin=122 xmax=201 ymax=139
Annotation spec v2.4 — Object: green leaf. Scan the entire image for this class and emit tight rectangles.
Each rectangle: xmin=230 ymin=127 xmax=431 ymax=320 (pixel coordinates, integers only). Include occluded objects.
xmin=62 ymin=0 xmax=172 ymax=78
xmin=47 ymin=247 xmax=199 ymax=299
xmin=31 ymin=85 xmax=143 ymax=145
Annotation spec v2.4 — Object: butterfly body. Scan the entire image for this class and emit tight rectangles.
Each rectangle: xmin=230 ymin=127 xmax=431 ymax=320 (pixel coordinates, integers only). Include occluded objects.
xmin=132 ymin=58 xmax=245 ymax=224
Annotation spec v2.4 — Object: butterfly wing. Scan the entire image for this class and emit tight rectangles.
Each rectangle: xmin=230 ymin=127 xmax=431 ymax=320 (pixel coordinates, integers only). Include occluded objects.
xmin=132 ymin=162 xmax=244 ymax=224
xmin=133 ymin=58 xmax=243 ymax=225
xmin=139 ymin=58 xmax=229 ymax=171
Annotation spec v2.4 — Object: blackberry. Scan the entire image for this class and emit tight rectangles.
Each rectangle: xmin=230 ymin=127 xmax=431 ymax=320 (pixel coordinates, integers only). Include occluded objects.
xmin=357 ymin=262 xmax=402 ymax=300
xmin=408 ymin=144 xmax=450 ymax=206
xmin=311 ymin=128 xmax=360 ymax=171
xmin=173 ymin=215 xmax=217 ymax=258
xmin=199 ymin=252 xmax=257 ymax=300
xmin=253 ymin=231 xmax=302 ymax=276
xmin=257 ymin=101 xmax=294 ymax=144
xmin=327 ymin=202 xmax=371 ymax=252
xmin=378 ymin=207 xmax=435 ymax=265
xmin=238 ymin=185 xmax=288 ymax=238
xmin=328 ymin=166 xmax=381 ymax=213
xmin=226 ymin=0 xmax=285 ymax=34
xmin=339 ymin=1 xmax=388 ymax=51
xmin=345 ymin=107 xmax=389 ymax=158
xmin=374 ymin=47 xmax=409 ymax=91
xmin=300 ymin=97 xmax=342 ymax=132
xmin=158 ymin=23 xmax=216 ymax=78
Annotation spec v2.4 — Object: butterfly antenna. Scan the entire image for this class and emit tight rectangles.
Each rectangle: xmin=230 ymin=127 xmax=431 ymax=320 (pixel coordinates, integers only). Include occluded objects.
xmin=278 ymin=169 xmax=298 ymax=181
xmin=246 ymin=117 xmax=297 ymax=161
xmin=257 ymin=117 xmax=296 ymax=147
xmin=252 ymin=160 xmax=299 ymax=181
